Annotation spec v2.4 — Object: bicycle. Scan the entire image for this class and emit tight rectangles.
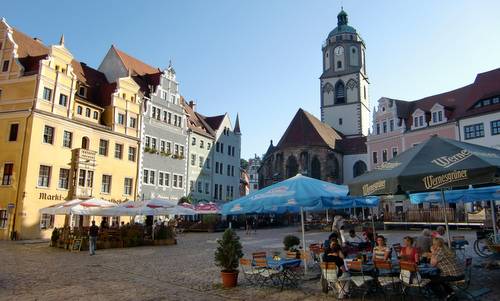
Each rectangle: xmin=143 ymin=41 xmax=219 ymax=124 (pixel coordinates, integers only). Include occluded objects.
xmin=473 ymin=229 xmax=498 ymax=258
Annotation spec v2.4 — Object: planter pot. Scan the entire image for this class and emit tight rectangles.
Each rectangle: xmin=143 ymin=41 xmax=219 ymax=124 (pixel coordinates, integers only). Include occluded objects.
xmin=221 ymin=270 xmax=239 ymax=288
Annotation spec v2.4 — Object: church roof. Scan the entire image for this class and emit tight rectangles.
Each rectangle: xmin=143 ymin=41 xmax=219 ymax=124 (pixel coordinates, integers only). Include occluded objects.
xmin=327 ymin=9 xmax=357 ymax=38
xmin=276 ymin=108 xmax=342 ymax=149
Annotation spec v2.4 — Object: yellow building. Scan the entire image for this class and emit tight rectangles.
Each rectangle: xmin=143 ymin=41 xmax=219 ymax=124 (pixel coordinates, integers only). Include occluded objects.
xmin=0 ymin=19 xmax=143 ymax=240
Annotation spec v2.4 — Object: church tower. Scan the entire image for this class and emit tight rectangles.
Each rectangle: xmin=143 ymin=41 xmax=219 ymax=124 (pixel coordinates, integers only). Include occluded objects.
xmin=320 ymin=9 xmax=370 ymax=137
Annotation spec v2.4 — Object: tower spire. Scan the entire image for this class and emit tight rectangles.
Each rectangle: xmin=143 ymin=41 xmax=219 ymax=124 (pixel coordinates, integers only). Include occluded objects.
xmin=337 ymin=8 xmax=348 ymax=26
xmin=59 ymin=34 xmax=65 ymax=46
xmin=234 ymin=113 xmax=241 ymax=134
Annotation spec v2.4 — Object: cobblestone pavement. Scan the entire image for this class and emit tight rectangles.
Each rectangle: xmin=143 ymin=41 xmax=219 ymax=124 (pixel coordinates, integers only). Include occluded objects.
xmin=0 ymin=227 xmax=498 ymax=301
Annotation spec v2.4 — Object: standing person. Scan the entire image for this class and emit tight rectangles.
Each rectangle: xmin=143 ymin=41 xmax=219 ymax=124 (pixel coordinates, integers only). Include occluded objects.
xmin=331 ymin=215 xmax=345 ymax=244
xmin=88 ymin=221 xmax=99 ymax=256
xmin=245 ymin=216 xmax=251 ymax=235
xmin=252 ymin=216 xmax=257 ymax=234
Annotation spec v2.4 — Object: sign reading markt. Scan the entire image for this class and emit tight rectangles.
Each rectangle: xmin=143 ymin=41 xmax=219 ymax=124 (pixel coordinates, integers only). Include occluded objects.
xmin=39 ymin=193 xmax=65 ymax=201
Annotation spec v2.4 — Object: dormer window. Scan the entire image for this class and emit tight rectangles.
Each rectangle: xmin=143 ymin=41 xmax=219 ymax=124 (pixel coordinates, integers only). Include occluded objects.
xmin=430 ymin=103 xmax=447 ymax=125
xmin=78 ymin=86 xmax=87 ymax=98
xmin=412 ymin=108 xmax=426 ymax=129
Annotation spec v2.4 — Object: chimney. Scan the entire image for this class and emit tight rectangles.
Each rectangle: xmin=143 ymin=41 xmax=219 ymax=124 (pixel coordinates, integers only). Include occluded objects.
xmin=189 ymin=100 xmax=196 ymax=111
xmin=33 ymin=37 xmax=43 ymax=43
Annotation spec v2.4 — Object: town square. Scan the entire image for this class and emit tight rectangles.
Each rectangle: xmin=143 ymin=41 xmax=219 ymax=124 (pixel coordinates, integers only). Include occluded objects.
xmin=1 ymin=1 xmax=500 ymax=300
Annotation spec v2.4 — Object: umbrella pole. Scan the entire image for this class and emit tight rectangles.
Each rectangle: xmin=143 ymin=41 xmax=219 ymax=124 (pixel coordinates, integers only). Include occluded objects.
xmin=440 ymin=189 xmax=452 ymax=248
xmin=490 ymin=200 xmax=498 ymax=244
xmin=370 ymin=207 xmax=376 ymax=235
xmin=300 ymin=207 xmax=307 ymax=274
xmin=326 ymin=209 xmax=329 ymax=223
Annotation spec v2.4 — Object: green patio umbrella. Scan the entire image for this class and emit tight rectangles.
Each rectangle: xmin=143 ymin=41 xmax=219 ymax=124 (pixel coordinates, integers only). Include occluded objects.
xmin=348 ymin=135 xmax=500 ymax=246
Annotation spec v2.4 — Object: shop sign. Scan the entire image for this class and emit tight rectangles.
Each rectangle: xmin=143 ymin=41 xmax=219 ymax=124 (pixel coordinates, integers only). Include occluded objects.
xmin=39 ymin=193 xmax=64 ymax=201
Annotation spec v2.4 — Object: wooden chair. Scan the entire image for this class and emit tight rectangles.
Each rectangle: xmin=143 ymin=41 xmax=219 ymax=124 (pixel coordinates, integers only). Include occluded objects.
xmin=347 ymin=260 xmax=374 ymax=301
xmin=253 ymin=257 xmax=280 ymax=287
xmin=374 ymin=260 xmax=400 ymax=300
xmin=399 ymin=261 xmax=431 ymax=299
xmin=252 ymin=251 xmax=267 ymax=259
xmin=320 ymin=262 xmax=350 ymax=299
xmin=451 ymin=236 xmax=468 ymax=260
xmin=450 ymin=257 xmax=475 ymax=300
xmin=239 ymin=258 xmax=260 ymax=284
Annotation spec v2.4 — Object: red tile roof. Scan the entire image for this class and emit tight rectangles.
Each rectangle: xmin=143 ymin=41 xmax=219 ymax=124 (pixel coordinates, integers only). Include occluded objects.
xmin=386 ymin=67 xmax=500 ymax=127
xmin=182 ymin=98 xmax=216 ymax=138
xmin=112 ymin=45 xmax=160 ymax=76
xmin=71 ymin=61 xmax=110 ymax=107
xmin=204 ymin=114 xmax=226 ymax=131
xmin=11 ymin=28 xmax=49 ymax=74
xmin=337 ymin=136 xmax=367 ymax=155
xmin=276 ymin=108 xmax=342 ymax=149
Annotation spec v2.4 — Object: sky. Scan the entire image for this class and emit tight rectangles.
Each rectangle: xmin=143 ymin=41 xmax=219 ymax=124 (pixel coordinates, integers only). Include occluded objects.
xmin=3 ymin=0 xmax=500 ymax=160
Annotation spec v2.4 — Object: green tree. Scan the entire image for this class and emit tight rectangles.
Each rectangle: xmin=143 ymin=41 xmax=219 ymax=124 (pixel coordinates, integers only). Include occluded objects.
xmin=240 ymin=158 xmax=249 ymax=170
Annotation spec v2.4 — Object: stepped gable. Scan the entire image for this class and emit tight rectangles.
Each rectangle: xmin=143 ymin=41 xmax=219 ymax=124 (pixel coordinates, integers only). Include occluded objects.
xmin=276 ymin=108 xmax=342 ymax=149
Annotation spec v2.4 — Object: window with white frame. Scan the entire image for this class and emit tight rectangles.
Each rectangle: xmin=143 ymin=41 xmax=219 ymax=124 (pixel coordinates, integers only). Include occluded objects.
xmin=58 ymin=168 xmax=69 ymax=189
xmin=40 ymin=213 xmax=54 ymax=229
xmin=151 ymin=138 xmax=157 ymax=150
xmin=189 ymin=180 xmax=194 ymax=192
xmin=101 ymin=175 xmax=112 ymax=193
xmin=145 ymin=136 xmax=151 ymax=148
xmin=205 ymin=182 xmax=210 ymax=194
xmin=160 ymin=140 xmax=165 ymax=152
xmin=2 ymin=163 xmax=13 ymax=185
xmin=43 ymin=125 xmax=55 ymax=144
xmin=128 ymin=147 xmax=136 ymax=162
xmin=0 ymin=210 xmax=8 ymax=228
xmin=197 ymin=181 xmax=202 ymax=193
xmin=143 ymin=169 xmax=155 ymax=185
xmin=124 ymin=178 xmax=133 ymax=195
xmin=173 ymin=174 xmax=178 ymax=188
xmin=464 ymin=123 xmax=484 ymax=140
xmin=389 ymin=119 xmax=394 ymax=132
xmin=199 ymin=156 xmax=204 ymax=168
xmin=129 ymin=117 xmax=137 ymax=128
xmin=159 ymin=172 xmax=165 ymax=187
xmin=491 ymin=120 xmax=500 ymax=135
xmin=191 ymin=154 xmax=196 ymax=166
xmin=43 ymin=87 xmax=52 ymax=101
xmin=392 ymin=147 xmax=398 ymax=158
xmin=38 ymin=165 xmax=51 ymax=187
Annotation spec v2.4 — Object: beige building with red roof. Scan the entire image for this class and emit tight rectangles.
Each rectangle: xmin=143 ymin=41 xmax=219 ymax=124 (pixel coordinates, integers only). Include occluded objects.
xmin=0 ymin=19 xmax=142 ymax=239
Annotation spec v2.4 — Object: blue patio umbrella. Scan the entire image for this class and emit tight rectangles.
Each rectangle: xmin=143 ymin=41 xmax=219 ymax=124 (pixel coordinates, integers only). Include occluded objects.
xmin=410 ymin=185 xmax=500 ymax=242
xmin=221 ymin=174 xmax=379 ymax=272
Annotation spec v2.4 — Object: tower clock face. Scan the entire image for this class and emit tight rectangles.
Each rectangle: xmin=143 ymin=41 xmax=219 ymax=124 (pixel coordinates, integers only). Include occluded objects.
xmin=334 ymin=46 xmax=344 ymax=55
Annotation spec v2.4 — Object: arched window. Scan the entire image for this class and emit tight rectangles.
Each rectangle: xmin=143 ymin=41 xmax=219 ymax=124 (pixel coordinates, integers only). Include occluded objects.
xmin=335 ymin=81 xmax=346 ymax=104
xmin=326 ymin=154 xmax=339 ymax=181
xmin=286 ymin=155 xmax=298 ymax=179
xmin=81 ymin=136 xmax=89 ymax=150
xmin=353 ymin=161 xmax=367 ymax=178
xmin=337 ymin=61 xmax=342 ymax=69
xmin=311 ymin=156 xmax=321 ymax=179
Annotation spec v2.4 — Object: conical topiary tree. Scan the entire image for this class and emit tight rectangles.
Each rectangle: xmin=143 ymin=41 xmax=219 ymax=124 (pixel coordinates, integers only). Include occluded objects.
xmin=214 ymin=228 xmax=243 ymax=272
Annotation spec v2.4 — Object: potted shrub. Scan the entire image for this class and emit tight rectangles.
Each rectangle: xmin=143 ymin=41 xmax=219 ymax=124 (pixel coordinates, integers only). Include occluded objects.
xmin=283 ymin=235 xmax=301 ymax=258
xmin=214 ymin=228 xmax=243 ymax=288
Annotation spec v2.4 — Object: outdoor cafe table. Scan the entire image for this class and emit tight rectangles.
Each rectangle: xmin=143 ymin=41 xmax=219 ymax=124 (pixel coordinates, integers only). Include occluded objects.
xmin=261 ymin=257 xmax=302 ymax=290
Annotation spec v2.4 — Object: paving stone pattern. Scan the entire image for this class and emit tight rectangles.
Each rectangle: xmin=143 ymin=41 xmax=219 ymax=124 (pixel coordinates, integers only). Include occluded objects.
xmin=0 ymin=227 xmax=498 ymax=300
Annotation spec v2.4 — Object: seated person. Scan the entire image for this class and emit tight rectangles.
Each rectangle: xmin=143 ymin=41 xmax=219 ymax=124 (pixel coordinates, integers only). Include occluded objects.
xmin=345 ymin=229 xmax=365 ymax=245
xmin=429 ymin=237 xmax=464 ymax=300
xmin=432 ymin=226 xmax=446 ymax=238
xmin=373 ymin=235 xmax=391 ymax=261
xmin=323 ymin=243 xmax=350 ymax=298
xmin=324 ymin=231 xmax=339 ymax=249
xmin=400 ymin=236 xmax=419 ymax=263
xmin=416 ymin=229 xmax=433 ymax=257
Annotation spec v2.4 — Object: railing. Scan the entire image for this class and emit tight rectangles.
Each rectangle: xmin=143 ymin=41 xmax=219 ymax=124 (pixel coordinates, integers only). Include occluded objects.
xmin=75 ymin=186 xmax=92 ymax=198
xmin=73 ymin=148 xmax=97 ymax=164
xmin=384 ymin=208 xmax=467 ymax=223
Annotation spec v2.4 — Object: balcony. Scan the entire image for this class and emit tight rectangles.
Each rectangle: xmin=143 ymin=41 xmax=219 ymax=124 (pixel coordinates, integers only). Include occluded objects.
xmin=75 ymin=186 xmax=93 ymax=199
xmin=72 ymin=148 xmax=97 ymax=167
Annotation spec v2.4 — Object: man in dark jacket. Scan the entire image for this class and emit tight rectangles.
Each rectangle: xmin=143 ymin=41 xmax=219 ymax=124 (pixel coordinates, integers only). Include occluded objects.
xmin=89 ymin=221 xmax=99 ymax=255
